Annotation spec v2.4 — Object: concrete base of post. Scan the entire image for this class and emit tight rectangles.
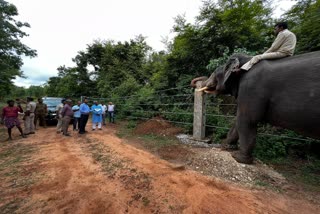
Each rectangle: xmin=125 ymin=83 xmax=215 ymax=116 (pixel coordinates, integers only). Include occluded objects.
xmin=193 ymin=81 xmax=207 ymax=140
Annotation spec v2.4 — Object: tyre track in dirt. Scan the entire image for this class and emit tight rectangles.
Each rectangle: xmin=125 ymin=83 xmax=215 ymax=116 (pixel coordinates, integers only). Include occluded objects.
xmin=5 ymin=125 xmax=319 ymax=214
xmin=20 ymin=130 xmax=136 ymax=213
xmin=92 ymin=128 xmax=320 ymax=214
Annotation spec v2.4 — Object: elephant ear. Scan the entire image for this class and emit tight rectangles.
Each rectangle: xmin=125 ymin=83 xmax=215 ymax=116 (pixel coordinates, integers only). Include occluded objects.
xmin=222 ymin=57 xmax=240 ymax=85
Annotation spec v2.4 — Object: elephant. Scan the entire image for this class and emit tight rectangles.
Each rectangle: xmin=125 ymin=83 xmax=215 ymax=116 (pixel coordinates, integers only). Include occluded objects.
xmin=191 ymin=51 xmax=320 ymax=164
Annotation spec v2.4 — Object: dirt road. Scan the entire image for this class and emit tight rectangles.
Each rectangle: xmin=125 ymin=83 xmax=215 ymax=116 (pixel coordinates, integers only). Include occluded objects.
xmin=0 ymin=124 xmax=319 ymax=213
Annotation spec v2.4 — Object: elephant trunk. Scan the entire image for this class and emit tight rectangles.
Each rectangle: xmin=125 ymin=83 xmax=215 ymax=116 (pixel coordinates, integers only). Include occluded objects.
xmin=190 ymin=76 xmax=208 ymax=88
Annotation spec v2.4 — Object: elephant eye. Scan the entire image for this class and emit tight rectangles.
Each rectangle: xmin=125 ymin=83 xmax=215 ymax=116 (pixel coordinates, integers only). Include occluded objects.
xmin=224 ymin=63 xmax=231 ymax=71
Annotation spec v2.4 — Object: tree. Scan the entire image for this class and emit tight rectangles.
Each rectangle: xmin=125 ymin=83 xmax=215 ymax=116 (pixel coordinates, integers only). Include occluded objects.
xmin=164 ymin=0 xmax=274 ymax=89
xmin=94 ymin=36 xmax=151 ymax=97
xmin=8 ymin=85 xmax=26 ymax=98
xmin=0 ymin=0 xmax=37 ymax=98
xmin=71 ymin=52 xmax=97 ymax=97
xmin=283 ymin=0 xmax=320 ymax=53
xmin=142 ymin=51 xmax=168 ymax=90
xmin=26 ymin=85 xmax=45 ymax=98
xmin=56 ymin=66 xmax=86 ymax=97
xmin=45 ymin=77 xmax=62 ymax=96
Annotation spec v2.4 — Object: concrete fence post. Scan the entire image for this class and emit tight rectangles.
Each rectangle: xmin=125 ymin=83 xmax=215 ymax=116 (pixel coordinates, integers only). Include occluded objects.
xmin=193 ymin=81 xmax=206 ymax=140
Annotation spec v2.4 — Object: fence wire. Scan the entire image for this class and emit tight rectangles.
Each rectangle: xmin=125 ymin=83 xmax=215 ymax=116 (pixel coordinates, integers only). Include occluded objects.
xmin=81 ymin=86 xmax=319 ymax=143
xmin=127 ymin=116 xmax=193 ymax=126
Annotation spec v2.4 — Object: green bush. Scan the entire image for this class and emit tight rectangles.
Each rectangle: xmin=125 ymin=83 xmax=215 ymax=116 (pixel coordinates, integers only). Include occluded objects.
xmin=126 ymin=120 xmax=137 ymax=129
xmin=254 ymin=136 xmax=287 ymax=160
xmin=253 ymin=125 xmax=320 ymax=161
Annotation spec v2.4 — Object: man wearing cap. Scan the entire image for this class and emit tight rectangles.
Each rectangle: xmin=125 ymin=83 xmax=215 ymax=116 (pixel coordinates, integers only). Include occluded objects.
xmin=24 ymin=97 xmax=36 ymax=135
xmin=79 ymin=98 xmax=90 ymax=134
xmin=61 ymin=99 xmax=73 ymax=136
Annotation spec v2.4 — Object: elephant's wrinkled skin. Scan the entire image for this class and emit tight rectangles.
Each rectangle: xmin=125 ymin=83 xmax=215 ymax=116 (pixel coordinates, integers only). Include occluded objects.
xmin=191 ymin=51 xmax=320 ymax=164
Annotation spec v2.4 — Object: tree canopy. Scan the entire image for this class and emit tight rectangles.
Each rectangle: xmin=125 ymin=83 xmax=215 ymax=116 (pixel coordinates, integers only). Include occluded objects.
xmin=283 ymin=0 xmax=320 ymax=53
xmin=0 ymin=0 xmax=37 ymax=98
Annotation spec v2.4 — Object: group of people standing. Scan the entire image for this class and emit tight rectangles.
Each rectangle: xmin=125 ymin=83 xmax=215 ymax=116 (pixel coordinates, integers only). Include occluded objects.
xmin=55 ymin=98 xmax=115 ymax=136
xmin=1 ymin=97 xmax=48 ymax=140
xmin=1 ymin=97 xmax=115 ymax=140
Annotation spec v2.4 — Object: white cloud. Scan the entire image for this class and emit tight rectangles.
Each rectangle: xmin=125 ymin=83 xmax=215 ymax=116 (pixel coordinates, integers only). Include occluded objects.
xmin=273 ymin=0 xmax=295 ymax=18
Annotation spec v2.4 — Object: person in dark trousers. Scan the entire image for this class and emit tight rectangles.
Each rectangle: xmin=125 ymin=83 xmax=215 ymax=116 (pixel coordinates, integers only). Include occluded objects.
xmin=34 ymin=97 xmax=47 ymax=129
xmin=79 ymin=98 xmax=90 ymax=134
xmin=107 ymin=102 xmax=115 ymax=123
xmin=1 ymin=100 xmax=26 ymax=140
xmin=61 ymin=99 xmax=73 ymax=136
xmin=72 ymin=101 xmax=81 ymax=131
xmin=56 ymin=99 xmax=65 ymax=133
xmin=100 ymin=101 xmax=107 ymax=126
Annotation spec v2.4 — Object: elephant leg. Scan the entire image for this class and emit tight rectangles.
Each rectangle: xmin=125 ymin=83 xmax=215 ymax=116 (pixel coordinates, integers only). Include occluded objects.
xmin=231 ymin=117 xmax=257 ymax=164
xmin=221 ymin=121 xmax=239 ymax=150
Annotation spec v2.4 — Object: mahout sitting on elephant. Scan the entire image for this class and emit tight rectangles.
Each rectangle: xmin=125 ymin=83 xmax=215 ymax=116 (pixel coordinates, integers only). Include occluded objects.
xmin=191 ymin=51 xmax=320 ymax=164
xmin=239 ymin=22 xmax=296 ymax=72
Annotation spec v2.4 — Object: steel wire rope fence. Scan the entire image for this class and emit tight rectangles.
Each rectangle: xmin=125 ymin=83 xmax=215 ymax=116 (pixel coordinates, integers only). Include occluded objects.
xmin=120 ymin=110 xmax=236 ymax=118
xmin=83 ymin=85 xmax=193 ymax=101
xmin=204 ymin=99 xmax=320 ymax=143
xmin=126 ymin=116 xmax=194 ymax=126
xmin=113 ymin=85 xmax=193 ymax=130
xmin=131 ymin=96 xmax=318 ymax=143
xmin=81 ymin=86 xmax=320 ymax=143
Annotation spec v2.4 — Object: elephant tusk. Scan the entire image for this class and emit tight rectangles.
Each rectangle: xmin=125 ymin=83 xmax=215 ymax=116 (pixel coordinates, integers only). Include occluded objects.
xmin=195 ymin=86 xmax=208 ymax=92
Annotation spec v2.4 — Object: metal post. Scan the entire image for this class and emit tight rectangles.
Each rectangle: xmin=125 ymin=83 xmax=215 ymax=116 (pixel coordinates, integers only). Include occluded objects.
xmin=193 ymin=81 xmax=206 ymax=140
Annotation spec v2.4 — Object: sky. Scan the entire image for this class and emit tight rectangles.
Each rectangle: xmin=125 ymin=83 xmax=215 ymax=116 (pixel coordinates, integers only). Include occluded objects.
xmin=9 ymin=0 xmax=295 ymax=87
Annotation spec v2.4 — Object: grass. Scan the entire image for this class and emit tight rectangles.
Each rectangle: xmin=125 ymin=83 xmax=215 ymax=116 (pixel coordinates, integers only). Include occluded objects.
xmin=253 ymin=179 xmax=283 ymax=193
xmin=115 ymin=120 xmax=136 ymax=138
xmin=142 ymin=197 xmax=150 ymax=206
xmin=0 ymin=143 xmax=36 ymax=174
xmin=139 ymin=134 xmax=178 ymax=150
xmin=0 ymin=126 xmax=6 ymax=142
xmin=0 ymin=199 xmax=25 ymax=214
xmin=79 ymin=135 xmax=155 ymax=207
xmin=254 ymin=179 xmax=269 ymax=187
xmin=0 ymin=142 xmax=38 ymax=213
xmin=269 ymin=157 xmax=320 ymax=192
xmin=116 ymin=120 xmax=179 ymax=152
xmin=84 ymin=139 xmax=125 ymax=175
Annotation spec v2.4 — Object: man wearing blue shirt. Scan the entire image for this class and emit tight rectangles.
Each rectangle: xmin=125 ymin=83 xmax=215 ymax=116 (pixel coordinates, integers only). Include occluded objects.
xmin=91 ymin=101 xmax=103 ymax=130
xmin=72 ymin=101 xmax=81 ymax=131
xmin=79 ymin=98 xmax=90 ymax=134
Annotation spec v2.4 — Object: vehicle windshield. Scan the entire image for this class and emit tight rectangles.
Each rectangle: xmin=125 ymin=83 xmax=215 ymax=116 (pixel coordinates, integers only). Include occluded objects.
xmin=43 ymin=99 xmax=62 ymax=107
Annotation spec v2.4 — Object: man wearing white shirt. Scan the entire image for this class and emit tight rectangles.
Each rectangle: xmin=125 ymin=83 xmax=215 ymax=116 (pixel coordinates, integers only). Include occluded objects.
xmin=240 ymin=22 xmax=296 ymax=71
xmin=72 ymin=101 xmax=81 ymax=131
xmin=107 ymin=102 xmax=115 ymax=123
xmin=100 ymin=102 xmax=107 ymax=126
